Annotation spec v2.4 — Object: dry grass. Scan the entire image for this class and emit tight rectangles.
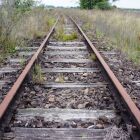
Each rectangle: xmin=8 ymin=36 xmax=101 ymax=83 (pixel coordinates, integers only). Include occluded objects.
xmin=11 ymin=8 xmax=56 ymax=40
xmin=68 ymin=9 xmax=140 ymax=64
xmin=0 ymin=6 xmax=56 ymax=63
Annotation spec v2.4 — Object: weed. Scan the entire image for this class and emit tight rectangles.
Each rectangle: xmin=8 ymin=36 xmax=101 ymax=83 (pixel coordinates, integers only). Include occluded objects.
xmin=56 ymin=29 xmax=78 ymax=41
xmin=55 ymin=25 xmax=64 ymax=40
xmin=95 ymin=29 xmax=104 ymax=39
xmin=62 ymin=32 xmax=78 ymax=41
xmin=89 ymin=53 xmax=97 ymax=61
xmin=19 ymin=56 xmax=25 ymax=67
xmin=58 ymin=75 xmax=65 ymax=83
xmin=83 ymin=23 xmax=92 ymax=30
xmin=32 ymin=64 xmax=44 ymax=84
xmin=55 ymin=75 xmax=65 ymax=83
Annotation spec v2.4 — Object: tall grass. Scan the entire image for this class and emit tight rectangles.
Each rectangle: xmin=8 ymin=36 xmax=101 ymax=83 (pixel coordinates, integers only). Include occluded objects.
xmin=0 ymin=4 xmax=56 ymax=63
xmin=69 ymin=9 xmax=140 ymax=64
xmin=11 ymin=8 xmax=56 ymax=40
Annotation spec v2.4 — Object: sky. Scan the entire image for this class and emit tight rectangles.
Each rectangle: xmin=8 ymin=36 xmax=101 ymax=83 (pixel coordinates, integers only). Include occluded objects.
xmin=39 ymin=0 xmax=140 ymax=9
xmin=39 ymin=0 xmax=79 ymax=7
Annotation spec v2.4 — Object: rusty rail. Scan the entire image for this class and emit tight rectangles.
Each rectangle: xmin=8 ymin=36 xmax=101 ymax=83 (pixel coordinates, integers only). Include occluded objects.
xmin=0 ymin=17 xmax=59 ymax=120
xmin=70 ymin=17 xmax=140 ymax=132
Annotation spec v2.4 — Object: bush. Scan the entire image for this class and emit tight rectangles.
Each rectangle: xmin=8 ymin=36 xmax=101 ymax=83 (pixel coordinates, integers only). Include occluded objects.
xmin=80 ymin=0 xmax=113 ymax=10
xmin=96 ymin=1 xmax=112 ymax=10
xmin=0 ymin=2 xmax=56 ymax=63
xmin=15 ymin=0 xmax=35 ymax=13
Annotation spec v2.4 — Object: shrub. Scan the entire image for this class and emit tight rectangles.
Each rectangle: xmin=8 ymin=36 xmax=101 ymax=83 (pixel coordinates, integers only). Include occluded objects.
xmin=96 ymin=1 xmax=112 ymax=10
xmin=0 ymin=2 xmax=56 ymax=63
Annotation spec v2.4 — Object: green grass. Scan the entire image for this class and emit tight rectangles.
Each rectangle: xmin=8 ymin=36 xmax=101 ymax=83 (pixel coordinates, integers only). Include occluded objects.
xmin=56 ymin=28 xmax=78 ymax=41
xmin=61 ymin=32 xmax=78 ymax=41
xmin=89 ymin=53 xmax=97 ymax=61
xmin=32 ymin=64 xmax=44 ymax=84
xmin=55 ymin=16 xmax=78 ymax=41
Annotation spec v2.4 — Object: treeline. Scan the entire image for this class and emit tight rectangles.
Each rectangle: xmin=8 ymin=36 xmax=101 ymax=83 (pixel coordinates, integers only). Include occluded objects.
xmin=79 ymin=0 xmax=116 ymax=10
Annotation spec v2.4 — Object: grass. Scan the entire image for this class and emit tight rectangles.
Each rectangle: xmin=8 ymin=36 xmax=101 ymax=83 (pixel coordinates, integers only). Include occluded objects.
xmin=89 ymin=53 xmax=97 ymax=61
xmin=19 ymin=56 xmax=26 ymax=67
xmin=59 ymin=32 xmax=78 ymax=41
xmin=68 ymin=9 xmax=140 ymax=65
xmin=32 ymin=64 xmax=44 ymax=84
xmin=55 ymin=26 xmax=78 ymax=41
xmin=55 ymin=16 xmax=78 ymax=41
xmin=0 ymin=6 xmax=56 ymax=64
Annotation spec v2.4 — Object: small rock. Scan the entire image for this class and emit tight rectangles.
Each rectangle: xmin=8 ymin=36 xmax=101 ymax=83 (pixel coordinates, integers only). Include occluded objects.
xmin=43 ymin=77 xmax=47 ymax=81
xmin=77 ymin=104 xmax=85 ymax=109
xmin=35 ymin=116 xmax=44 ymax=121
xmin=64 ymin=77 xmax=68 ymax=80
xmin=34 ymin=86 xmax=40 ymax=92
xmin=95 ymin=124 xmax=104 ymax=129
xmin=14 ymin=120 xmax=22 ymax=125
xmin=71 ymin=65 xmax=76 ymax=68
xmin=55 ymin=77 xmax=60 ymax=82
xmin=114 ymin=116 xmax=122 ymax=126
xmin=30 ymin=91 xmax=36 ymax=95
xmin=84 ymin=102 xmax=92 ymax=108
xmin=23 ymin=92 xmax=28 ymax=97
xmin=83 ymin=73 xmax=88 ymax=77
xmin=31 ymin=101 xmax=38 ymax=107
xmin=132 ymin=125 xmax=137 ymax=131
xmin=25 ymin=87 xmax=30 ymax=92
xmin=48 ymin=95 xmax=55 ymax=102
xmin=36 ymin=121 xmax=43 ymax=128
xmin=98 ymin=116 xmax=108 ymax=123
xmin=78 ymin=102 xmax=90 ymax=109
xmin=45 ymin=104 xmax=50 ymax=108
xmin=103 ymin=97 xmax=110 ymax=101
xmin=63 ymin=122 xmax=70 ymax=128
xmin=84 ymin=88 xmax=89 ymax=94
xmin=70 ymin=121 xmax=77 ymax=128
xmin=88 ymin=125 xmax=96 ymax=129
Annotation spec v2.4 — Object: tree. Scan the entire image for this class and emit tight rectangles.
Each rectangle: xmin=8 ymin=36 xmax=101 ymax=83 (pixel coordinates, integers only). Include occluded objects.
xmin=79 ymin=0 xmax=112 ymax=10
xmin=80 ymin=0 xmax=94 ymax=9
xmin=14 ymin=0 xmax=35 ymax=12
xmin=96 ymin=1 xmax=112 ymax=10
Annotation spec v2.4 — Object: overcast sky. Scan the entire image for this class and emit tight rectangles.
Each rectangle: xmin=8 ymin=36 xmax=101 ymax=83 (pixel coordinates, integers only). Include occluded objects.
xmin=39 ymin=0 xmax=140 ymax=9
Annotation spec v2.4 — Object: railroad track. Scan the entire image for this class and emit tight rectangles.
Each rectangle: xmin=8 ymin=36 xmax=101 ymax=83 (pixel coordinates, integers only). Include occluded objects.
xmin=0 ymin=16 xmax=140 ymax=139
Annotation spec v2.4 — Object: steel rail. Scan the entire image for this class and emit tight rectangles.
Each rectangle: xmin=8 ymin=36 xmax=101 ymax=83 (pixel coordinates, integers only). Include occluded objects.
xmin=0 ymin=17 xmax=59 ymax=120
xmin=70 ymin=17 xmax=140 ymax=132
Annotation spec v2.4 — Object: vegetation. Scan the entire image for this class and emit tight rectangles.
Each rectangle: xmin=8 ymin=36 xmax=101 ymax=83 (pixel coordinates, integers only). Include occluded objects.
xmin=56 ymin=32 xmax=78 ymax=41
xmin=15 ymin=0 xmax=35 ymax=12
xmin=32 ymin=64 xmax=44 ymax=84
xmin=89 ymin=53 xmax=97 ymax=61
xmin=69 ymin=9 xmax=140 ymax=64
xmin=55 ymin=18 xmax=78 ymax=41
xmin=79 ymin=0 xmax=112 ymax=10
xmin=0 ymin=0 xmax=56 ymax=63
